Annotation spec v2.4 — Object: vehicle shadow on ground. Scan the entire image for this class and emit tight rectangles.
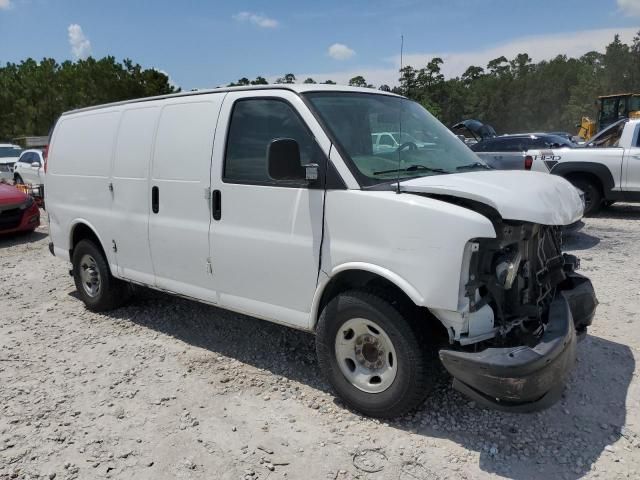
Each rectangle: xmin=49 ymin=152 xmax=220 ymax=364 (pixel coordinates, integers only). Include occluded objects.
xmin=563 ymin=228 xmax=600 ymax=250
xmin=594 ymin=203 xmax=640 ymax=220
xmin=97 ymin=288 xmax=634 ymax=480
xmin=0 ymin=230 xmax=47 ymax=249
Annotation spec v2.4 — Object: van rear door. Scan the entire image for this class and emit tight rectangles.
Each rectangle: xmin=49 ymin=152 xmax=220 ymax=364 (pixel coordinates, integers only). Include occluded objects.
xmin=208 ymin=90 xmax=328 ymax=329
xmin=148 ymin=96 xmax=224 ymax=300
xmin=110 ymin=105 xmax=159 ymax=285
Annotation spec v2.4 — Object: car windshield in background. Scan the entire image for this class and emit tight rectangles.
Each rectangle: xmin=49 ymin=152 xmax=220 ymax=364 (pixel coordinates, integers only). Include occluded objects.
xmin=585 ymin=119 xmax=626 ymax=148
xmin=304 ymin=92 xmax=486 ymax=186
xmin=0 ymin=146 xmax=22 ymax=158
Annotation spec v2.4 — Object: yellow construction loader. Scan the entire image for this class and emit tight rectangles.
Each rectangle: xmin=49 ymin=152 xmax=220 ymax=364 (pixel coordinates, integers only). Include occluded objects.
xmin=577 ymin=93 xmax=640 ymax=141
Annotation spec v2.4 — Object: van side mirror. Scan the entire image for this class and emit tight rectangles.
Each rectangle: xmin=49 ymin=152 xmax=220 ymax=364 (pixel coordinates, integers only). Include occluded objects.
xmin=267 ymin=138 xmax=312 ymax=181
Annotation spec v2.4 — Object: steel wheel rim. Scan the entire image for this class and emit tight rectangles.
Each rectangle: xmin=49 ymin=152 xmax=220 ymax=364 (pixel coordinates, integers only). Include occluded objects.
xmin=79 ymin=254 xmax=101 ymax=298
xmin=334 ymin=317 xmax=398 ymax=393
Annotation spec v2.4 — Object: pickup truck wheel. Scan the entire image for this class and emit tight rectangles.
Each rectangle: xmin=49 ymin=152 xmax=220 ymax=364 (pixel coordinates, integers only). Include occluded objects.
xmin=316 ymin=290 xmax=433 ymax=418
xmin=72 ymin=239 xmax=130 ymax=311
xmin=570 ymin=178 xmax=602 ymax=216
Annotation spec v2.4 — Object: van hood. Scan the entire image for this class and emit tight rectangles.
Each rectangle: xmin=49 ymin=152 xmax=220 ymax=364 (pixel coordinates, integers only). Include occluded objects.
xmin=400 ymin=171 xmax=583 ymax=225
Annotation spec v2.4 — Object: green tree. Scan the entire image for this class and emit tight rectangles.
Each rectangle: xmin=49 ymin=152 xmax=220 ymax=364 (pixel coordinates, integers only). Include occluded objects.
xmin=275 ymin=73 xmax=296 ymax=84
xmin=348 ymin=75 xmax=367 ymax=87
xmin=0 ymin=56 xmax=176 ymax=139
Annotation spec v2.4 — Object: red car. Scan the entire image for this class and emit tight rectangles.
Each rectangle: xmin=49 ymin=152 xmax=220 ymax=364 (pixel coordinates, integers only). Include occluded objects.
xmin=0 ymin=182 xmax=40 ymax=234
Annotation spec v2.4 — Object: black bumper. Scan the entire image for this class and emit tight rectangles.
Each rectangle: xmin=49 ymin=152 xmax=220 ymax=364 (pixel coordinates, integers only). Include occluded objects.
xmin=439 ymin=272 xmax=597 ymax=412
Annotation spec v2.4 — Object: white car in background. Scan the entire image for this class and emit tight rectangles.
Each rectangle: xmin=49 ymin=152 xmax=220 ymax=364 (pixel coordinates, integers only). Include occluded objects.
xmin=13 ymin=149 xmax=45 ymax=185
xmin=0 ymin=143 xmax=23 ymax=182
xmin=371 ymin=132 xmax=434 ymax=153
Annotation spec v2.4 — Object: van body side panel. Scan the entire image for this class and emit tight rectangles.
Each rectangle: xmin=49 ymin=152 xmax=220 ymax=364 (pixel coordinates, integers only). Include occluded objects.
xmin=148 ymin=96 xmax=223 ymax=301
xmin=110 ymin=105 xmax=160 ymax=285
xmin=47 ymin=110 xmax=122 ymax=268
xmin=320 ymin=190 xmax=496 ymax=315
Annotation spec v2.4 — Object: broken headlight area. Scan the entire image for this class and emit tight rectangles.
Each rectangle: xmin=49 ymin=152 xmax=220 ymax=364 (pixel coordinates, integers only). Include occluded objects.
xmin=466 ymin=221 xmax=576 ymax=348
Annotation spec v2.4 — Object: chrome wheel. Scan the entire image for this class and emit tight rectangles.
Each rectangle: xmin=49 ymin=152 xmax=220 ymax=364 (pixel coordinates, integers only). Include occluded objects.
xmin=334 ymin=317 xmax=398 ymax=393
xmin=79 ymin=253 xmax=101 ymax=298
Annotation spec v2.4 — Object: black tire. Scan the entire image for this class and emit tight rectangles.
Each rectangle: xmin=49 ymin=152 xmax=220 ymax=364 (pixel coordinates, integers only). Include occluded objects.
xmin=71 ymin=239 xmax=130 ymax=311
xmin=14 ymin=174 xmax=23 ymax=184
xmin=570 ymin=177 xmax=602 ymax=216
xmin=316 ymin=290 xmax=434 ymax=418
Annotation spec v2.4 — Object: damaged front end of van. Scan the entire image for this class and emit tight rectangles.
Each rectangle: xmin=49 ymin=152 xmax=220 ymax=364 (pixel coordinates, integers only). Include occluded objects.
xmin=400 ymin=173 xmax=597 ymax=412
xmin=438 ymin=222 xmax=596 ymax=412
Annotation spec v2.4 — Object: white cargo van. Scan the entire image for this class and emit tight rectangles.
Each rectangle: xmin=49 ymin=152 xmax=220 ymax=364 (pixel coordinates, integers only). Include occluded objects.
xmin=46 ymin=85 xmax=597 ymax=417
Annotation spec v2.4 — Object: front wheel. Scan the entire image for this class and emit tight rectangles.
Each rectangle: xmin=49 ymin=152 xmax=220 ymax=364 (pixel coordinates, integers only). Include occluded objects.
xmin=71 ymin=239 xmax=130 ymax=311
xmin=14 ymin=174 xmax=23 ymax=185
xmin=316 ymin=290 xmax=434 ymax=418
xmin=570 ymin=177 xmax=602 ymax=216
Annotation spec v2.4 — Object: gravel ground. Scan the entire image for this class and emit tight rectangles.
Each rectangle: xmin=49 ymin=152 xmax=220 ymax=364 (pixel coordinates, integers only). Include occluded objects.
xmin=1 ymin=205 xmax=640 ymax=480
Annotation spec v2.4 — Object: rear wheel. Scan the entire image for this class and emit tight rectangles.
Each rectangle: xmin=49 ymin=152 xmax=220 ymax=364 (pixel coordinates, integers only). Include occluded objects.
xmin=71 ymin=239 xmax=130 ymax=311
xmin=570 ymin=177 xmax=602 ymax=216
xmin=316 ymin=290 xmax=434 ymax=418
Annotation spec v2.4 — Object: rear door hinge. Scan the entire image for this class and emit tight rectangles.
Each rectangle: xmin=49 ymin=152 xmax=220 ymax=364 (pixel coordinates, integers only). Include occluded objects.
xmin=112 ymin=240 xmax=117 ymax=252
xmin=206 ymin=257 xmax=213 ymax=274
xmin=204 ymin=187 xmax=212 ymax=200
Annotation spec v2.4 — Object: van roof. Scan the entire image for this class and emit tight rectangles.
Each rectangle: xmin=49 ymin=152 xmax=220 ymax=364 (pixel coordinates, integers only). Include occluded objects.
xmin=62 ymin=84 xmax=401 ymax=116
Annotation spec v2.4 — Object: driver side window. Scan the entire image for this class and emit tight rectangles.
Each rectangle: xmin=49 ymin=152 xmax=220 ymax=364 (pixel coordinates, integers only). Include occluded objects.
xmin=20 ymin=152 xmax=34 ymax=164
xmin=224 ymin=98 xmax=322 ymax=185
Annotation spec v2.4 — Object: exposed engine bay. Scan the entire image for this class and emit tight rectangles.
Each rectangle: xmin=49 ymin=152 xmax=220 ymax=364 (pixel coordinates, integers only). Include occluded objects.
xmin=466 ymin=220 xmax=578 ymax=348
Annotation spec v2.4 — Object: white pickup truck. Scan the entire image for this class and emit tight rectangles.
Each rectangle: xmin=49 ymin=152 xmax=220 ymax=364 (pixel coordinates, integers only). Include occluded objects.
xmin=530 ymin=118 xmax=640 ymax=215
xmin=46 ymin=85 xmax=597 ymax=417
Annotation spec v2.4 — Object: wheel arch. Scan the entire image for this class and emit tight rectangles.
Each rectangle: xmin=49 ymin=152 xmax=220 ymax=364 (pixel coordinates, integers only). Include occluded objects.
xmin=68 ymin=220 xmax=109 ymax=263
xmin=310 ymin=263 xmax=425 ymax=330
xmin=550 ymin=162 xmax=615 ymax=199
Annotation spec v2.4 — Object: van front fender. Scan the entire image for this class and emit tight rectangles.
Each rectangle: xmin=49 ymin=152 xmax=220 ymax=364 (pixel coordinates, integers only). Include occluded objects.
xmin=309 ymin=262 xmax=425 ymax=330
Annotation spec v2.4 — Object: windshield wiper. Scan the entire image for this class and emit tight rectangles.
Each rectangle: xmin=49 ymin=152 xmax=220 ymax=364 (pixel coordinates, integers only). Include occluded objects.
xmin=373 ymin=164 xmax=448 ymax=176
xmin=455 ymin=162 xmax=492 ymax=171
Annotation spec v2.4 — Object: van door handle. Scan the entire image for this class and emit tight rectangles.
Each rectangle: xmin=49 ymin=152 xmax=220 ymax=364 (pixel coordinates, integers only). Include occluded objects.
xmin=152 ymin=186 xmax=159 ymax=214
xmin=212 ymin=189 xmax=221 ymax=220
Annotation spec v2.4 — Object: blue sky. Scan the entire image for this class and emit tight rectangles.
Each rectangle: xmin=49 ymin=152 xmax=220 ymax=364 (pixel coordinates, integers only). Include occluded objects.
xmin=0 ymin=0 xmax=639 ymax=89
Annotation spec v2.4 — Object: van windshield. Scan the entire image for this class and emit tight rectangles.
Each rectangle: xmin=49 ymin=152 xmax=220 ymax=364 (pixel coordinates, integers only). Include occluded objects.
xmin=304 ymin=92 xmax=486 ymax=186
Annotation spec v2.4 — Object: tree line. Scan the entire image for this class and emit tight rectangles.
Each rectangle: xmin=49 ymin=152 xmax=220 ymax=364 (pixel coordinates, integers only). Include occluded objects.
xmin=1 ymin=31 xmax=638 ymax=140
xmin=0 ymin=57 xmax=177 ymax=140
xmin=229 ymin=32 xmax=640 ymax=134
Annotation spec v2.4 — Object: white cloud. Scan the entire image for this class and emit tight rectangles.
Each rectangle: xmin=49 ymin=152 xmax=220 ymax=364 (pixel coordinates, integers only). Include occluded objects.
xmin=156 ymin=69 xmax=178 ymax=88
xmin=232 ymin=11 xmax=278 ymax=28
xmin=618 ymin=0 xmax=640 ymax=16
xmin=297 ymin=27 xmax=638 ymax=87
xmin=68 ymin=24 xmax=92 ymax=60
xmin=0 ymin=0 xmax=12 ymax=10
xmin=396 ymin=27 xmax=638 ymax=79
xmin=328 ymin=43 xmax=355 ymax=61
